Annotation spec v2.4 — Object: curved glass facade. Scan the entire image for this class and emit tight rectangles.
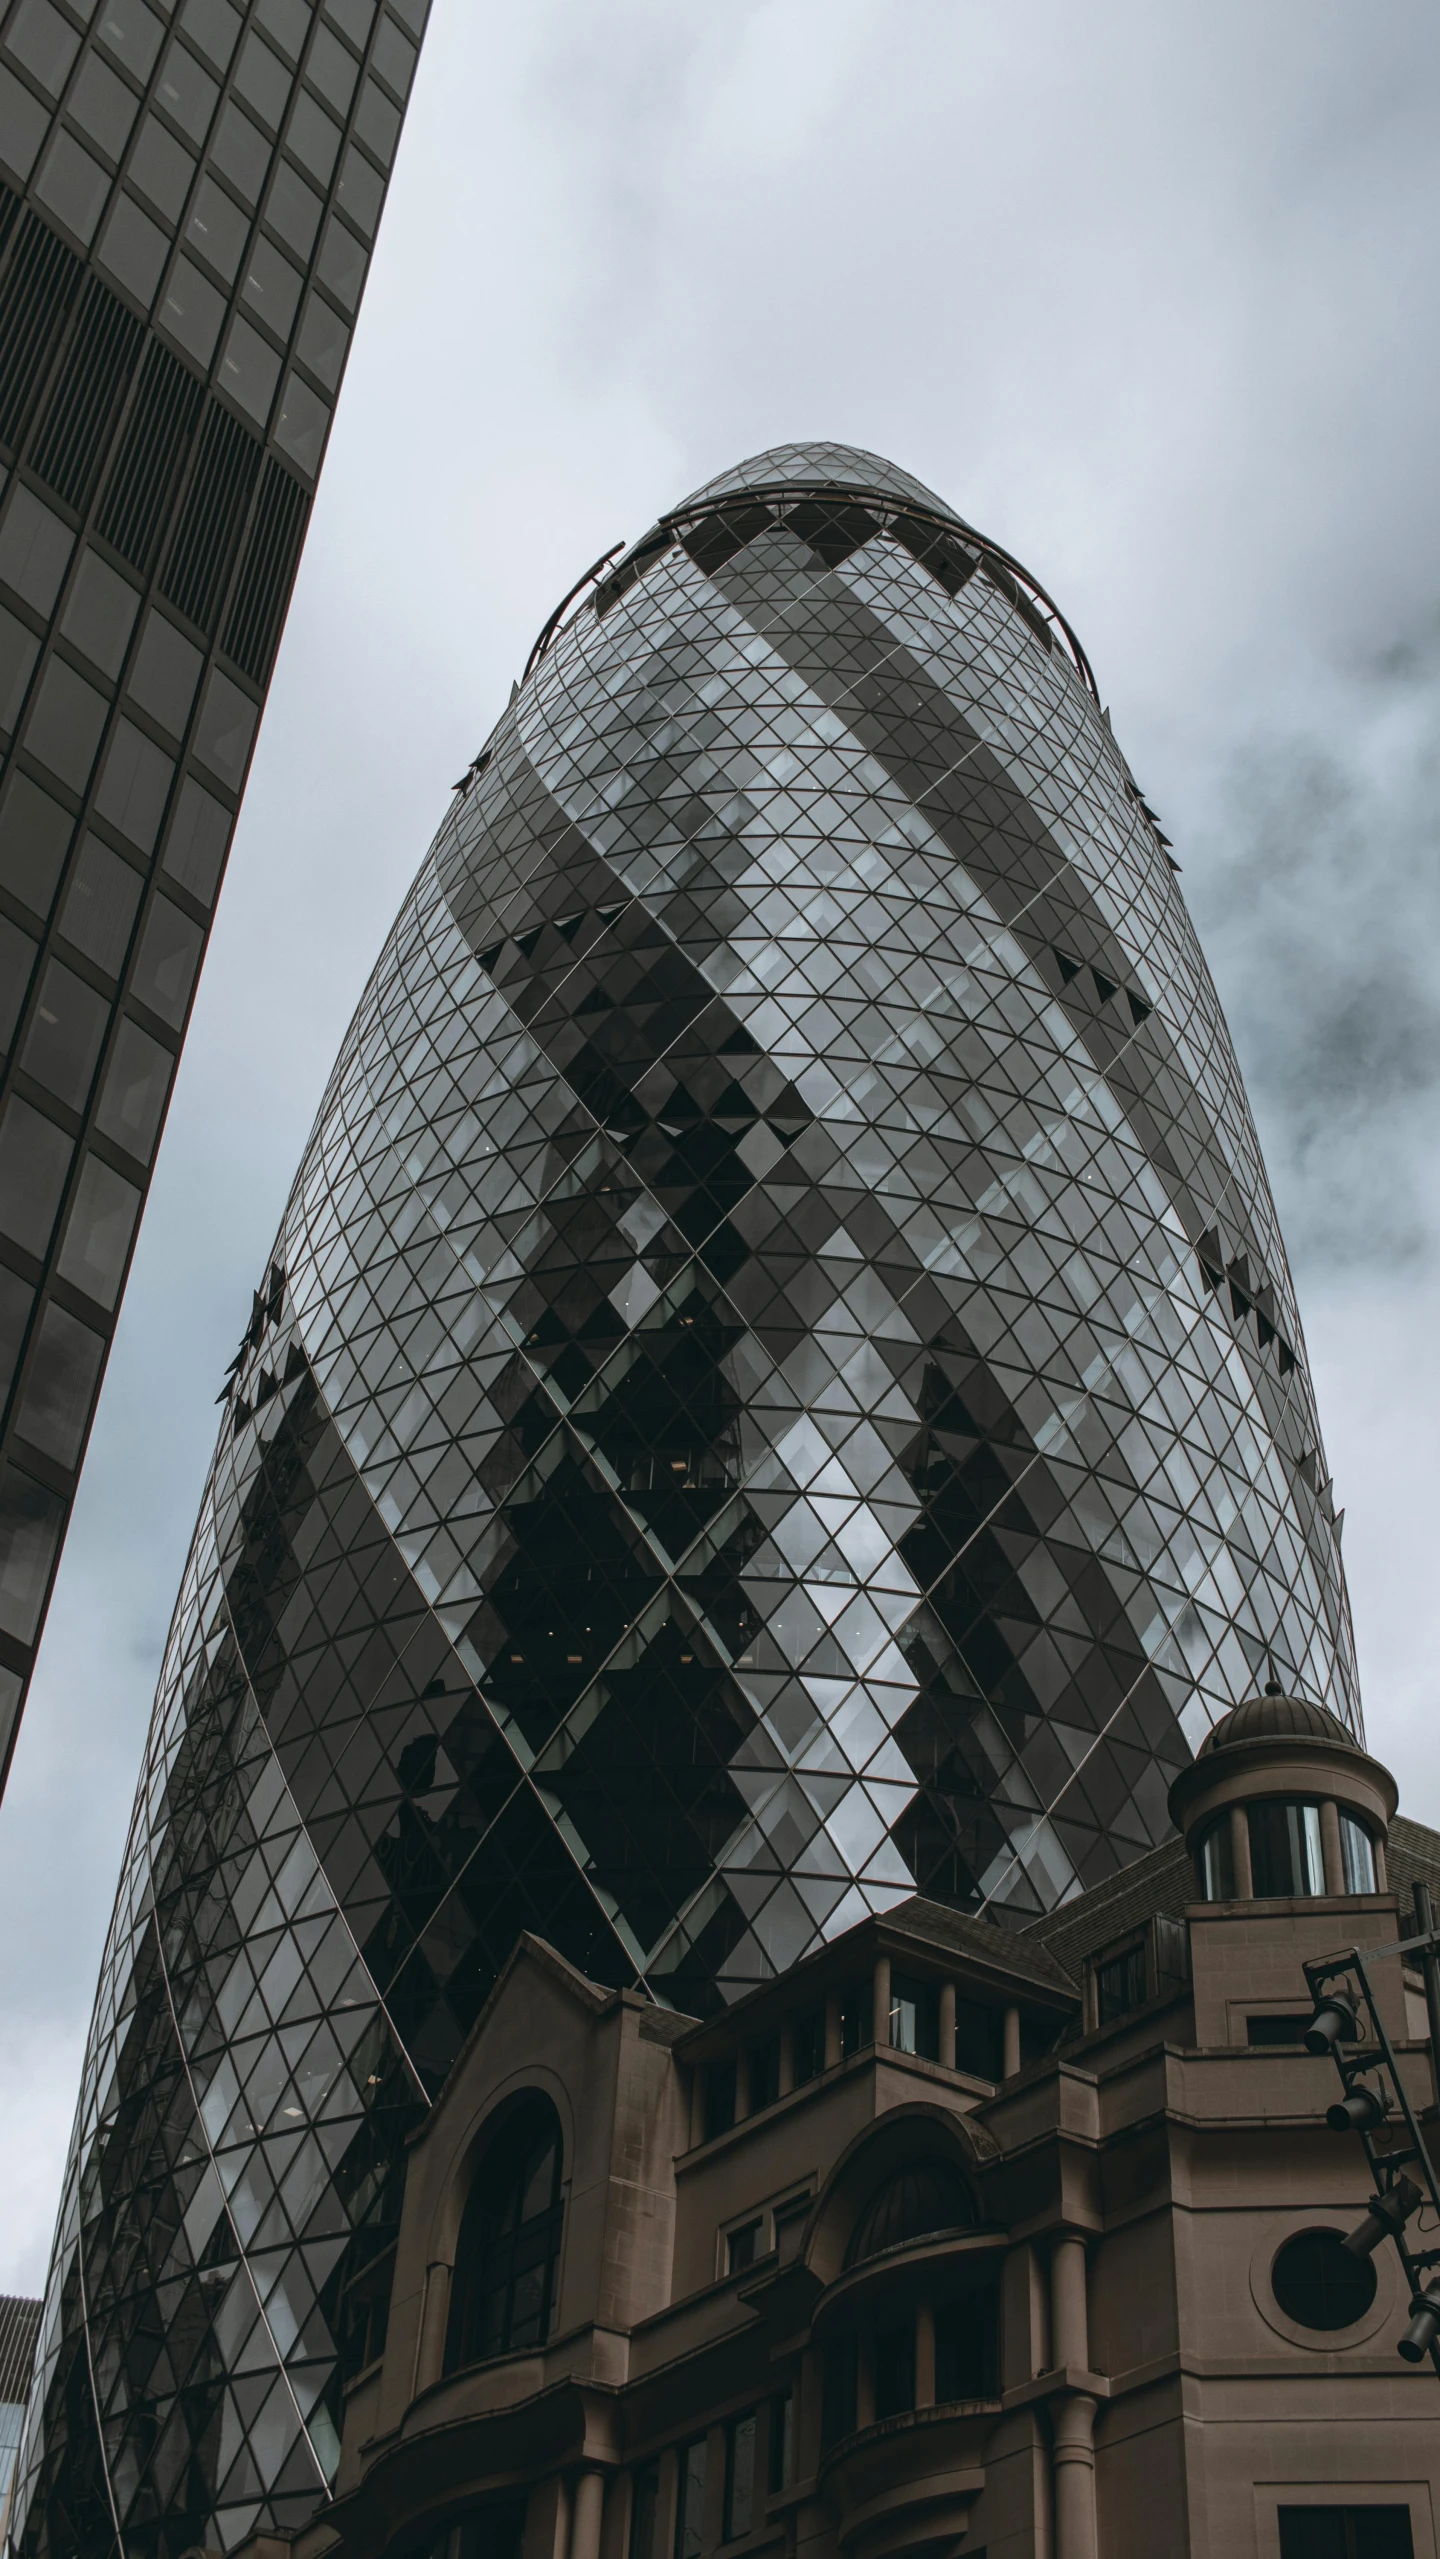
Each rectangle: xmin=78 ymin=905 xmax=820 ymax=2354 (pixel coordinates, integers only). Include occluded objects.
xmin=16 ymin=443 xmax=1357 ymax=2554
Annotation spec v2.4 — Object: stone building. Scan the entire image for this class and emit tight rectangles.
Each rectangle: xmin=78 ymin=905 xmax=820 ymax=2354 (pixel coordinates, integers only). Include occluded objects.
xmin=238 ymin=1695 xmax=1437 ymax=2559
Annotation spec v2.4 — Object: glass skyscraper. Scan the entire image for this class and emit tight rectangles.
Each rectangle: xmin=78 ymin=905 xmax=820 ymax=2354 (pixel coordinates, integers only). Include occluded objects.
xmin=0 ymin=0 xmax=430 ymax=1793
xmin=12 ymin=444 xmax=1359 ymax=2555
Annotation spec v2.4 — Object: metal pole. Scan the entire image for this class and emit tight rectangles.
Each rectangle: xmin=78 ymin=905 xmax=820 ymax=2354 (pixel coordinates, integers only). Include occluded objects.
xmin=1412 ymin=1882 xmax=1440 ymax=2109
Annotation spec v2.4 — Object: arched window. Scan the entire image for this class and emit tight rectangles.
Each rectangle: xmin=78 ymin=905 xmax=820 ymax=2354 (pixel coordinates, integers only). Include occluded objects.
xmin=844 ymin=2160 xmax=975 ymax=2267
xmin=445 ymin=2096 xmax=564 ymax=2371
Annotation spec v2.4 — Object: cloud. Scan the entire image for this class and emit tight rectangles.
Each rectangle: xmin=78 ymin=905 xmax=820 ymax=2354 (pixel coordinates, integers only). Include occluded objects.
xmin=1185 ymin=624 xmax=1440 ymax=1270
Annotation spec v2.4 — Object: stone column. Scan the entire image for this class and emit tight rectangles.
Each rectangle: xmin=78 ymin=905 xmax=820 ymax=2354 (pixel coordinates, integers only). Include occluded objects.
xmin=415 ymin=2258 xmax=451 ymax=2395
xmin=1229 ymin=1801 xmax=1253 ymax=1897
xmin=796 ymin=2343 xmax=824 ymax=2482
xmin=688 ymin=2068 xmax=706 ymax=2150
xmin=778 ymin=2017 xmax=795 ymax=2097
xmin=1319 ymin=1798 xmax=1345 ymax=1895
xmin=824 ymin=1990 xmax=842 ymax=2070
xmin=1003 ymin=2003 xmax=1022 ymax=2078
xmin=734 ymin=2045 xmax=751 ymax=2121
xmin=1051 ymin=2395 xmax=1098 ymax=2559
xmin=856 ymin=2327 xmax=876 ymax=2430
xmin=570 ymin=2472 xmax=607 ymax=2559
xmin=873 ymin=1953 xmax=892 ymax=2051
xmin=1050 ymin=2236 xmax=1088 ymax=2370
xmin=914 ymin=2301 xmax=936 ymax=2409
xmin=939 ymin=1981 xmax=957 ymax=2071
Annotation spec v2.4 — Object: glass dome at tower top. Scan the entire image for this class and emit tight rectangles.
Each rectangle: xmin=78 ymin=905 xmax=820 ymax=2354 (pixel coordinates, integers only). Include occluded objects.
xmin=679 ymin=439 xmax=962 ymax=518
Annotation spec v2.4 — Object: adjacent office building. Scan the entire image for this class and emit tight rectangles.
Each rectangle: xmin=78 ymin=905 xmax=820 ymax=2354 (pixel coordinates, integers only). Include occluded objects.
xmin=12 ymin=447 xmax=1363 ymax=2554
xmin=0 ymin=0 xmax=431 ymax=1791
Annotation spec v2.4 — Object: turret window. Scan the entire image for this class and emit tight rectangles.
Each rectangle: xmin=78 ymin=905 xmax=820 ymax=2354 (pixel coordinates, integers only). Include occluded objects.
xmin=444 ymin=2096 xmax=563 ymax=2372
xmin=1339 ymin=1813 xmax=1377 ymax=1894
xmin=1249 ymin=1800 xmax=1324 ymax=1898
xmin=1198 ymin=1816 xmax=1235 ymax=1901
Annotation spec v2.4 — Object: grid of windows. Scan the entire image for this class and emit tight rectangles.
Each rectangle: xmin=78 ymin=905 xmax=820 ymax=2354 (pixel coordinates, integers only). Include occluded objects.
xmin=18 ymin=443 xmax=1361 ymax=2553
xmin=0 ymin=0 xmax=428 ymax=1795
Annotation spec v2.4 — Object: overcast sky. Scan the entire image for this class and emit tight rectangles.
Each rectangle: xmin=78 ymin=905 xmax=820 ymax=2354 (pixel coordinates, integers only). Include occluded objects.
xmin=2 ymin=0 xmax=1438 ymax=2295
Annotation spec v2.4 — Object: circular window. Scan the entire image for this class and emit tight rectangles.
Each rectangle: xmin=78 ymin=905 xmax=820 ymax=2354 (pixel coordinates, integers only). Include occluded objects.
xmin=1271 ymin=2229 xmax=1377 ymax=2331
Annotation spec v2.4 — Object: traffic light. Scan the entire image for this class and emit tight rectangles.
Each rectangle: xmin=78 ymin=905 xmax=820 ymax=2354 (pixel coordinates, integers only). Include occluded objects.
xmin=1326 ymin=2083 xmax=1389 ymax=2134
xmin=1304 ymin=1992 xmax=1358 ymax=2055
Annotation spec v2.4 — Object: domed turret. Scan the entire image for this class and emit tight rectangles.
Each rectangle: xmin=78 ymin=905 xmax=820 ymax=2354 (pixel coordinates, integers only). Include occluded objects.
xmin=1169 ymin=1694 xmax=1395 ymax=1903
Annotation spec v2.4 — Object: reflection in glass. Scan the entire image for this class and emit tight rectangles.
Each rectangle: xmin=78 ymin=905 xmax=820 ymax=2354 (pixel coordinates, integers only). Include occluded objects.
xmin=14 ymin=1302 xmax=104 ymax=1467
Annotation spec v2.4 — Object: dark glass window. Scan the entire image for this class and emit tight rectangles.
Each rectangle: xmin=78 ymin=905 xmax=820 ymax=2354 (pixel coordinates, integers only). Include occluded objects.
xmin=6 ymin=0 xmax=80 ymax=97
xmin=629 ymin=2467 xmax=660 ymax=2559
xmin=325 ymin=0 xmax=375 ymax=40
xmin=128 ymin=116 xmax=196 ymax=223
xmin=99 ymin=0 xmax=165 ymax=81
xmin=1249 ymin=1800 xmax=1325 ymax=1898
xmin=14 ymin=1302 xmax=104 ymax=1467
xmin=265 ymin=157 xmax=322 ymax=255
xmin=0 ymin=1097 xmax=72 ymax=1257
xmin=242 ymin=233 xmax=303 ymax=336
xmin=180 ymin=0 xmax=242 ymax=73
xmin=1278 ymin=2510 xmax=1414 ymax=2559
xmin=287 ymin=91 xmax=340 ymax=186
xmin=34 ymin=131 xmax=110 ymax=242
xmin=159 ymin=254 xmax=227 ymax=363
xmin=219 ymin=314 xmax=282 ymax=424
xmin=184 ymin=172 xmax=249 ymax=279
xmin=162 ymin=776 xmax=230 ymax=904
xmin=335 ymin=138 xmax=381 ymax=235
xmin=1339 ymin=1813 xmax=1377 ymax=1894
xmin=95 ymin=721 xmax=174 ymax=855
xmin=62 ymin=553 xmax=140 ymax=680
xmin=97 ymin=196 xmax=168 ymax=304
xmin=1198 ymin=1815 xmax=1235 ymax=1900
xmin=274 ymin=369 xmax=329 ymax=473
xmin=56 ymin=1154 xmax=140 ymax=1308
xmin=952 ymin=1997 xmax=1002 ymax=2080
xmin=193 ymin=669 xmax=257 ymax=788
xmin=0 ymin=916 xmax=38 ymax=1052
xmin=1246 ymin=2014 xmax=1314 ymax=2047
xmin=0 ymin=1267 xmax=34 ymax=1408
xmin=1094 ymin=1940 xmax=1147 ymax=2025
xmin=68 ymin=55 xmax=139 ymax=162
xmin=444 ymin=2098 xmax=563 ymax=2369
xmin=307 ymin=23 xmax=358 ymax=115
xmin=838 ymin=1981 xmax=868 ymax=2058
xmin=60 ymin=838 xmax=144 ymax=977
xmin=767 ymin=2391 xmax=792 ymax=2495
xmin=1271 ymin=2231 xmax=1376 ymax=2332
xmin=0 ymin=608 xmax=40 ymax=734
xmin=0 ymin=726 xmax=57 ymax=862
xmin=889 ymin=1974 xmax=938 ymax=2059
xmin=21 ymin=960 xmax=109 ymax=1109
xmin=296 ymin=292 xmax=348 ymax=389
xmin=0 ymin=63 xmax=49 ymax=176
xmin=257 ymin=0 xmax=310 ymax=60
xmin=234 ymin=30 xmax=292 ymax=130
xmin=674 ymin=2439 xmax=706 ymax=2559
xmin=934 ymin=2286 xmax=999 ymax=2402
xmin=723 ymin=2410 xmax=756 ymax=2540
xmin=0 ymin=1461 xmax=65 ymax=1641
xmin=131 ymin=893 xmax=202 ymax=1028
xmin=372 ymin=19 xmax=417 ymax=97
xmin=726 ymin=2219 xmax=761 ymax=2275
xmin=792 ymin=2006 xmax=824 ymax=2086
xmin=0 ymin=488 xmax=74 ymax=616
xmin=820 ymin=2334 xmax=857 ymax=2446
xmin=873 ymin=2311 xmax=914 ymax=2419
xmin=317 ymin=213 xmax=365 ymax=310
xmin=128 ymin=614 xmax=204 ymax=739
xmin=210 ymin=99 xmax=270 ymax=203
xmin=156 ymin=38 xmax=220 ymax=143
xmin=96 ymin=1018 xmax=172 ymax=1163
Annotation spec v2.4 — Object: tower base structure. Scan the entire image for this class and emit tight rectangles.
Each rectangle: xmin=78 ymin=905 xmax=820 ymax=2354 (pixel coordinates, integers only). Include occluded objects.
xmin=237 ymin=1699 xmax=1440 ymax=2559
